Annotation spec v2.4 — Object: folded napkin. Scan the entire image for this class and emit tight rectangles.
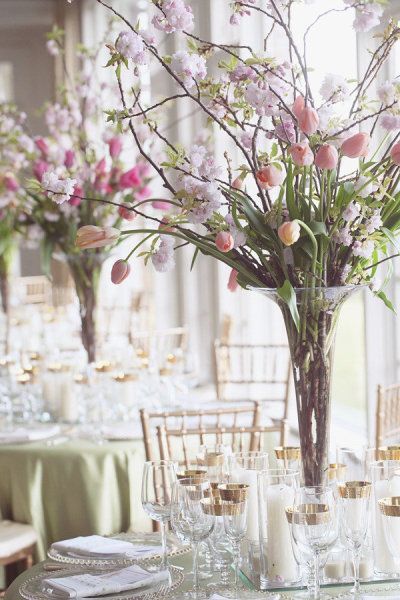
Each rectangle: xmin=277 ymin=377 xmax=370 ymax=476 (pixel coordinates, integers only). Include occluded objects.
xmin=0 ymin=425 xmax=61 ymax=444
xmin=51 ymin=536 xmax=163 ymax=559
xmin=43 ymin=565 xmax=168 ymax=598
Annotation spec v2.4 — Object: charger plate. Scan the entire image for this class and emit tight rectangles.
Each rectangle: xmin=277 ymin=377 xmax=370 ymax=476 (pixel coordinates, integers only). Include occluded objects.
xmin=19 ymin=566 xmax=184 ymax=600
xmin=47 ymin=533 xmax=189 ymax=567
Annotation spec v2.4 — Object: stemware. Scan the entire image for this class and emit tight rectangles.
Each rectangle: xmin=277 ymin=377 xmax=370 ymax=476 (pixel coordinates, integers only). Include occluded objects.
xmin=219 ymin=483 xmax=249 ymax=599
xmin=275 ymin=446 xmax=301 ymax=472
xmin=338 ymin=481 xmax=371 ymax=597
xmin=291 ymin=486 xmax=338 ymax=600
xmin=141 ymin=460 xmax=176 ymax=571
xmin=170 ymin=477 xmax=214 ymax=599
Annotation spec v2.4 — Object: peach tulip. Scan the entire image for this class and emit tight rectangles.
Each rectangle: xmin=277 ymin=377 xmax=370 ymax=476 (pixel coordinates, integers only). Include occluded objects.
xmin=298 ymin=106 xmax=319 ymax=135
xmin=152 ymin=200 xmax=170 ymax=211
xmin=111 ymin=260 xmax=130 ymax=284
xmin=292 ymin=95 xmax=305 ymax=120
xmin=340 ymin=132 xmax=370 ymax=158
xmin=256 ymin=165 xmax=285 ymax=189
xmin=315 ymin=144 xmax=339 ymax=170
xmin=118 ymin=203 xmax=136 ymax=221
xmin=232 ymin=176 xmax=243 ymax=190
xmin=391 ymin=142 xmax=400 ymax=165
xmin=215 ymin=231 xmax=234 ymax=253
xmin=76 ymin=225 xmax=120 ymax=249
xmin=289 ymin=142 xmax=314 ymax=166
xmin=227 ymin=269 xmax=239 ymax=292
xmin=278 ymin=221 xmax=301 ymax=246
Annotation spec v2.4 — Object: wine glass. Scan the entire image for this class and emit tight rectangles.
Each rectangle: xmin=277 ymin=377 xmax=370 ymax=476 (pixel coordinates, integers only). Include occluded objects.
xmin=292 ymin=486 xmax=338 ymax=600
xmin=219 ymin=483 xmax=249 ymax=599
xmin=170 ymin=477 xmax=214 ymax=599
xmin=338 ymin=481 xmax=371 ymax=597
xmin=141 ymin=460 xmax=176 ymax=571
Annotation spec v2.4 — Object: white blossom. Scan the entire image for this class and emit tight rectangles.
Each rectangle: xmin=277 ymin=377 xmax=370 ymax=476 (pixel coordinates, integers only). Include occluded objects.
xmin=171 ymin=51 xmax=207 ymax=89
xmin=116 ymin=30 xmax=147 ymax=65
xmin=42 ymin=172 xmax=76 ymax=205
xmin=320 ymin=74 xmax=349 ymax=103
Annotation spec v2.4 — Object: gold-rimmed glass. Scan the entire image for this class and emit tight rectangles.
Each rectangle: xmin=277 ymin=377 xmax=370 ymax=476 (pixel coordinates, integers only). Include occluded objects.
xmin=338 ymin=481 xmax=371 ymax=596
xmin=378 ymin=496 xmax=400 ymax=575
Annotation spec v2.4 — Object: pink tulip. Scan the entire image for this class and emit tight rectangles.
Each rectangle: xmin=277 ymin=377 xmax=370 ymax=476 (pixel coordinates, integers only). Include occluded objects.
xmin=278 ymin=221 xmax=301 ymax=246
xmin=292 ymin=95 xmax=305 ymax=120
xmin=69 ymin=185 xmax=83 ymax=207
xmin=215 ymin=231 xmax=234 ymax=253
xmin=76 ymin=225 xmax=120 ymax=249
xmin=298 ymin=106 xmax=319 ymax=136
xmin=111 ymin=259 xmax=131 ymax=284
xmin=391 ymin=142 xmax=400 ymax=165
xmin=152 ymin=200 xmax=170 ymax=211
xmin=232 ymin=177 xmax=243 ymax=190
xmin=4 ymin=173 xmax=19 ymax=192
xmin=137 ymin=186 xmax=152 ymax=200
xmin=289 ymin=142 xmax=314 ymax=166
xmin=96 ymin=157 xmax=107 ymax=174
xmin=119 ymin=167 xmax=141 ymax=189
xmin=118 ymin=203 xmax=136 ymax=221
xmin=64 ymin=149 xmax=75 ymax=169
xmin=340 ymin=132 xmax=370 ymax=158
xmin=35 ymin=137 xmax=49 ymax=156
xmin=314 ymin=144 xmax=339 ymax=170
xmin=108 ymin=136 xmax=123 ymax=159
xmin=33 ymin=160 xmax=49 ymax=182
xmin=94 ymin=172 xmax=111 ymax=193
xmin=256 ymin=165 xmax=285 ymax=189
xmin=227 ymin=269 xmax=239 ymax=292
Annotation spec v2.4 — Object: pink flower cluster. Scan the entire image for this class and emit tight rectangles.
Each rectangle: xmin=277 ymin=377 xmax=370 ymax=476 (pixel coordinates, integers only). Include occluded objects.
xmin=151 ymin=235 xmax=175 ymax=272
xmin=171 ymin=51 xmax=207 ymax=89
xmin=116 ymin=30 xmax=147 ymax=65
xmin=152 ymin=0 xmax=194 ymax=33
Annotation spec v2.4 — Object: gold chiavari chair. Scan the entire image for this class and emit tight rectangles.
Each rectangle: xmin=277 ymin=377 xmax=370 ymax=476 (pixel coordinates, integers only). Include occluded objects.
xmin=214 ymin=340 xmax=291 ymax=423
xmin=15 ymin=276 xmax=52 ymax=305
xmin=376 ymin=383 xmax=400 ymax=448
xmin=157 ymin=422 xmax=288 ymax=466
xmin=140 ymin=402 xmax=262 ymax=463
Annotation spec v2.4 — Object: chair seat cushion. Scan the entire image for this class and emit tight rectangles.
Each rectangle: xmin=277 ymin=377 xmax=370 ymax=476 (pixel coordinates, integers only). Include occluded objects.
xmin=0 ymin=520 xmax=37 ymax=558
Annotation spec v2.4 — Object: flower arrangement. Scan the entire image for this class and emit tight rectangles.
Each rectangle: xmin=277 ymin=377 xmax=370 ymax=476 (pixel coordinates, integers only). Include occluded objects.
xmin=22 ymin=27 xmax=155 ymax=361
xmin=62 ymin=0 xmax=400 ymax=482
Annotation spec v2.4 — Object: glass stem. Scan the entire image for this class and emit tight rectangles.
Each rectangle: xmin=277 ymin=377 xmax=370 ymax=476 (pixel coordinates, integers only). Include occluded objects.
xmin=313 ymin=551 xmax=320 ymax=600
xmin=233 ymin=541 xmax=240 ymax=598
xmin=192 ymin=541 xmax=200 ymax=597
xmin=160 ymin=521 xmax=168 ymax=570
xmin=307 ymin=559 xmax=316 ymax=596
xmin=352 ymin=546 xmax=361 ymax=595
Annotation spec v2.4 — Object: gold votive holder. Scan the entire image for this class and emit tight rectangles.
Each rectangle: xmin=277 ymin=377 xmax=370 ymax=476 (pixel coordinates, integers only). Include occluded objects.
xmin=16 ymin=373 xmax=31 ymax=385
xmin=218 ymin=483 xmax=249 ymax=502
xmin=74 ymin=373 xmax=89 ymax=384
xmin=292 ymin=503 xmax=330 ymax=525
xmin=201 ymin=497 xmax=245 ymax=516
xmin=112 ymin=372 xmax=137 ymax=382
xmin=274 ymin=446 xmax=301 ymax=460
xmin=94 ymin=361 xmax=113 ymax=373
xmin=47 ymin=363 xmax=70 ymax=373
xmin=328 ymin=463 xmax=347 ymax=481
xmin=378 ymin=446 xmax=400 ymax=460
xmin=379 ymin=496 xmax=400 ymax=517
xmin=176 ymin=469 xmax=207 ymax=482
xmin=338 ymin=481 xmax=371 ymax=499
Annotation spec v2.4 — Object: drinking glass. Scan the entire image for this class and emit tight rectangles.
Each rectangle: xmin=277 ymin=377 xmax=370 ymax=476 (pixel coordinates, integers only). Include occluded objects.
xmin=219 ymin=483 xmax=249 ymax=599
xmin=171 ymin=477 xmax=214 ymax=599
xmin=379 ymin=496 xmax=400 ymax=577
xmin=141 ymin=460 xmax=176 ymax=571
xmin=337 ymin=447 xmax=372 ymax=481
xmin=275 ymin=446 xmax=301 ymax=472
xmin=338 ymin=481 xmax=371 ymax=596
xmin=200 ymin=497 xmax=232 ymax=591
xmin=292 ymin=486 xmax=338 ymax=600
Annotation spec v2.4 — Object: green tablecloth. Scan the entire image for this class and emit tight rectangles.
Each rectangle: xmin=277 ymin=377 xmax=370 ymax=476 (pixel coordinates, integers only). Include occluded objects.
xmin=0 ymin=439 xmax=149 ymax=560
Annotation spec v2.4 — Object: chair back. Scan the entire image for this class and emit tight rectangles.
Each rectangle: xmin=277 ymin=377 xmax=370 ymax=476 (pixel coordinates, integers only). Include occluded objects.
xmin=15 ymin=276 xmax=52 ymax=305
xmin=140 ymin=401 xmax=261 ymax=463
xmin=376 ymin=383 xmax=400 ymax=448
xmin=214 ymin=340 xmax=291 ymax=419
xmin=157 ymin=422 xmax=288 ymax=466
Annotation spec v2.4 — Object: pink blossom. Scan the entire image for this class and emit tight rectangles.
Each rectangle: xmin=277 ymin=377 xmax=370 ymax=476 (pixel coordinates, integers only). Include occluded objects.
xmin=46 ymin=40 xmax=59 ymax=56
xmin=333 ymin=226 xmax=352 ymax=247
xmin=215 ymin=231 xmax=234 ymax=253
xmin=96 ymin=157 xmax=107 ymax=174
xmin=188 ymin=145 xmax=221 ymax=180
xmin=240 ymin=130 xmax=253 ymax=149
xmin=232 ymin=177 xmax=243 ymax=190
xmin=108 ymin=136 xmax=123 ymax=159
xmin=33 ymin=160 xmax=49 ymax=182
xmin=64 ymin=149 xmax=75 ymax=169
xmin=69 ymin=184 xmax=83 ymax=207
xmin=256 ymin=165 xmax=285 ymax=189
xmin=229 ymin=64 xmax=254 ymax=82
xmin=171 ymin=51 xmax=207 ymax=88
xmin=116 ymin=30 xmax=147 ymax=65
xmin=353 ymin=239 xmax=374 ymax=259
xmin=278 ymin=221 xmax=301 ymax=246
xmin=152 ymin=200 xmax=171 ymax=211
xmin=289 ymin=142 xmax=314 ymax=166
xmin=292 ymin=96 xmax=305 ymax=119
xmin=378 ymin=81 xmax=396 ymax=106
xmin=137 ymin=186 xmax=152 ymax=200
xmin=319 ymin=74 xmax=349 ymax=103
xmin=343 ymin=201 xmax=361 ymax=222
xmin=380 ymin=114 xmax=400 ymax=131
xmin=182 ymin=178 xmax=222 ymax=224
xmin=4 ymin=174 xmax=19 ymax=192
xmin=136 ymin=162 xmax=151 ymax=178
xmin=119 ymin=167 xmax=141 ymax=189
xmin=152 ymin=0 xmax=194 ymax=33
xmin=274 ymin=118 xmax=296 ymax=144
xmin=42 ymin=172 xmax=77 ymax=205
xmin=118 ymin=203 xmax=136 ymax=221
xmin=225 ymin=214 xmax=246 ymax=248
xmin=35 ymin=137 xmax=49 ymax=156
xmin=352 ymin=3 xmax=383 ymax=33
xmin=152 ymin=236 xmax=175 ymax=272
xmin=227 ymin=269 xmax=239 ymax=292
xmin=391 ymin=142 xmax=400 ymax=165
xmin=245 ymin=82 xmax=278 ymax=117
xmin=111 ymin=260 xmax=131 ymax=285
xmin=76 ymin=225 xmax=120 ymax=249
xmin=365 ymin=209 xmax=382 ymax=234
xmin=340 ymin=132 xmax=370 ymax=158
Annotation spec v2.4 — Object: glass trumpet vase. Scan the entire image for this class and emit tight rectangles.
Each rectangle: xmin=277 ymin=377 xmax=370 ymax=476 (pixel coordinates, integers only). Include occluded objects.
xmin=250 ymin=285 xmax=361 ymax=487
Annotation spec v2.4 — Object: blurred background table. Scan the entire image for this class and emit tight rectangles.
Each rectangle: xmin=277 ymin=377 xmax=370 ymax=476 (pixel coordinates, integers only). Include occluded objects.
xmin=0 ymin=436 xmax=147 ymax=560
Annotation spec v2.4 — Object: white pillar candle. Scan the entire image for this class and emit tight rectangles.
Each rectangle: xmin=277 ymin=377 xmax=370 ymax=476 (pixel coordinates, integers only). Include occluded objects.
xmin=359 ymin=557 xmax=374 ymax=579
xmin=266 ymin=484 xmax=298 ymax=581
xmin=325 ymin=560 xmax=346 ymax=580
xmin=59 ymin=376 xmax=78 ymax=422
xmin=231 ymin=468 xmax=259 ymax=542
xmin=373 ymin=477 xmax=400 ymax=573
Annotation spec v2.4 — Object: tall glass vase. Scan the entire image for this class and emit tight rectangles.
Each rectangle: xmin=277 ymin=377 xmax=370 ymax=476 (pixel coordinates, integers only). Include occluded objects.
xmin=66 ymin=253 xmax=103 ymax=364
xmin=251 ymin=285 xmax=360 ymax=487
